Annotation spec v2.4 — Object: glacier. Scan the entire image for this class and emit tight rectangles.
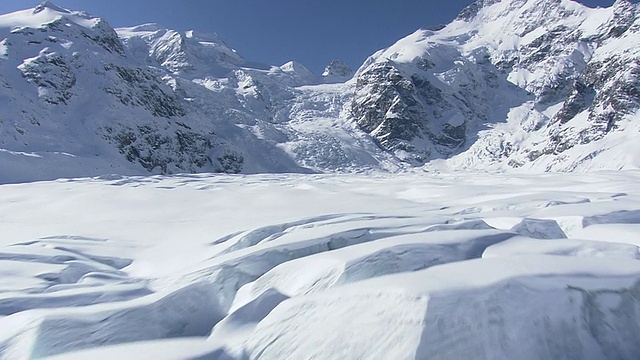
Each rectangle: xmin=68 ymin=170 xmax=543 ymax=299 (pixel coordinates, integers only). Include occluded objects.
xmin=1 ymin=0 xmax=640 ymax=359
xmin=1 ymin=0 xmax=640 ymax=182
xmin=0 ymin=171 xmax=639 ymax=359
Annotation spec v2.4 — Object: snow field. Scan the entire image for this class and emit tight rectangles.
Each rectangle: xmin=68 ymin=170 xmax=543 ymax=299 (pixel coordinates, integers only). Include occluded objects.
xmin=0 ymin=171 xmax=639 ymax=358
xmin=245 ymin=256 xmax=640 ymax=360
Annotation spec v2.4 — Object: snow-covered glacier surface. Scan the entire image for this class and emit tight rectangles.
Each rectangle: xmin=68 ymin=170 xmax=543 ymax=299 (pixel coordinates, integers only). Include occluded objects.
xmin=0 ymin=171 xmax=639 ymax=359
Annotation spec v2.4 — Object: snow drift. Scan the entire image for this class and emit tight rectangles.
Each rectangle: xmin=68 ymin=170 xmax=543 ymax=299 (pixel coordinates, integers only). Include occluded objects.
xmin=0 ymin=171 xmax=639 ymax=358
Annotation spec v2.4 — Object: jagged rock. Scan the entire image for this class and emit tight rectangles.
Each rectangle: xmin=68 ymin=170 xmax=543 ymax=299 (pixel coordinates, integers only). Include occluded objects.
xmin=105 ymin=65 xmax=185 ymax=118
xmin=1 ymin=0 xmax=640 ymax=182
xmin=322 ymin=60 xmax=354 ymax=83
xmin=18 ymin=50 xmax=76 ymax=104
xmin=352 ymin=61 xmax=427 ymax=155
xmin=350 ymin=0 xmax=640 ymax=171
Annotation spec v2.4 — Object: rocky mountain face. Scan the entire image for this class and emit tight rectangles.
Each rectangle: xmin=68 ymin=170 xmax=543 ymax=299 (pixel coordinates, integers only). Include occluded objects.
xmin=351 ymin=45 xmax=507 ymax=165
xmin=322 ymin=60 xmax=354 ymax=83
xmin=0 ymin=0 xmax=639 ymax=182
xmin=351 ymin=0 xmax=640 ymax=171
xmin=0 ymin=3 xmax=241 ymax=180
xmin=0 ymin=1 xmax=378 ymax=183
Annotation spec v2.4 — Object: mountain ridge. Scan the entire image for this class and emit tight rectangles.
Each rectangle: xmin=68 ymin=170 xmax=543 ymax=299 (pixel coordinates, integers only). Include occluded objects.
xmin=0 ymin=0 xmax=638 ymax=183
xmin=352 ymin=0 xmax=640 ymax=171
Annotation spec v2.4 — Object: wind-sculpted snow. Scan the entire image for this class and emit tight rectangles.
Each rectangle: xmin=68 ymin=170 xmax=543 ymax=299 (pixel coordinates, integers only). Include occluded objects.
xmin=226 ymin=230 xmax=516 ymax=315
xmin=245 ymin=256 xmax=640 ymax=360
xmin=0 ymin=172 xmax=639 ymax=359
xmin=483 ymin=236 xmax=640 ymax=259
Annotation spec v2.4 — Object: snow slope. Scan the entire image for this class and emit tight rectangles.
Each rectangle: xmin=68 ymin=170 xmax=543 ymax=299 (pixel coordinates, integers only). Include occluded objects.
xmin=2 ymin=0 xmax=640 ymax=183
xmin=352 ymin=0 xmax=640 ymax=171
xmin=0 ymin=2 xmax=387 ymax=183
xmin=1 ymin=171 xmax=640 ymax=358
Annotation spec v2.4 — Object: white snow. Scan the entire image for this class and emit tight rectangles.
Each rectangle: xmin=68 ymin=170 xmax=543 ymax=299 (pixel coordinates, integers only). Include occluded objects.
xmin=0 ymin=171 xmax=639 ymax=359
xmin=45 ymin=338 xmax=226 ymax=360
xmin=245 ymin=255 xmax=640 ymax=360
xmin=0 ymin=1 xmax=639 ymax=358
xmin=0 ymin=3 xmax=98 ymax=33
xmin=0 ymin=0 xmax=637 ymax=182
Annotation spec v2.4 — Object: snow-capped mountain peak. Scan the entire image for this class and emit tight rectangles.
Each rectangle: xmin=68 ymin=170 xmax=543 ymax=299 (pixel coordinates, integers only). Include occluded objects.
xmin=349 ymin=0 xmax=640 ymax=171
xmin=33 ymin=1 xmax=70 ymax=14
xmin=0 ymin=1 xmax=100 ymax=31
xmin=276 ymin=60 xmax=318 ymax=85
xmin=117 ymin=24 xmax=247 ymax=77
xmin=1 ymin=0 xmax=640 ymax=183
xmin=322 ymin=59 xmax=354 ymax=83
xmin=279 ymin=60 xmax=313 ymax=76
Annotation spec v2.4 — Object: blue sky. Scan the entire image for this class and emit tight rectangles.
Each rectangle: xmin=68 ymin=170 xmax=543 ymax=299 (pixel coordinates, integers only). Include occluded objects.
xmin=0 ymin=0 xmax=630 ymax=73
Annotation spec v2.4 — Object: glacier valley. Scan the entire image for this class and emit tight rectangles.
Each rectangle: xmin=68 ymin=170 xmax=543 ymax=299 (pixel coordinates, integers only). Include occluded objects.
xmin=1 ymin=0 xmax=640 ymax=359
xmin=1 ymin=0 xmax=640 ymax=182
